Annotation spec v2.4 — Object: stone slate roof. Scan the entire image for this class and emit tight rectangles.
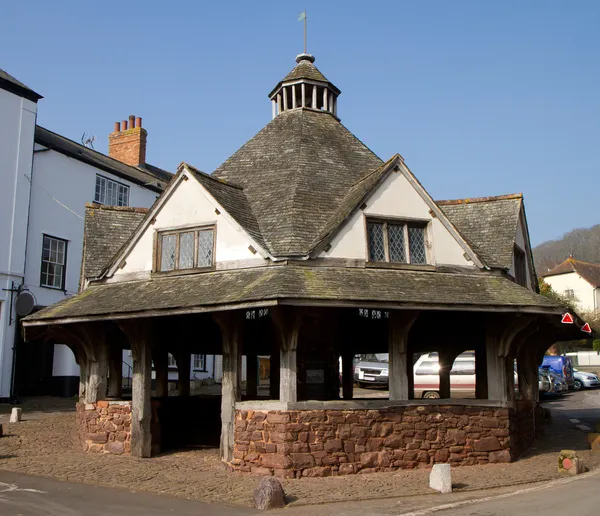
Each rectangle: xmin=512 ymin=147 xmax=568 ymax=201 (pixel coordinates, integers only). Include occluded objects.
xmin=543 ymin=258 xmax=600 ymax=287
xmin=0 ymin=67 xmax=42 ymax=102
xmin=25 ymin=266 xmax=562 ymax=324
xmin=438 ymin=195 xmax=523 ymax=269
xmin=35 ymin=126 xmax=172 ymax=192
xmin=185 ymin=164 xmax=267 ymax=250
xmin=212 ymin=108 xmax=383 ymax=257
xmin=283 ymin=59 xmax=329 ymax=84
xmin=82 ymin=204 xmax=148 ymax=281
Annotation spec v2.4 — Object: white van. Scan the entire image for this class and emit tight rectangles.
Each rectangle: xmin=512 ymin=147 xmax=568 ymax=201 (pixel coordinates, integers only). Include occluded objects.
xmin=413 ymin=352 xmax=476 ymax=399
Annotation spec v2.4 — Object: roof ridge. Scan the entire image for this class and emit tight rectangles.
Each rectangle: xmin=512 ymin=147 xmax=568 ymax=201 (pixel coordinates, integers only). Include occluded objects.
xmin=85 ymin=202 xmax=149 ymax=213
xmin=182 ymin=162 xmax=244 ymax=190
xmin=37 ymin=125 xmax=170 ymax=183
xmin=437 ymin=193 xmax=523 ymax=206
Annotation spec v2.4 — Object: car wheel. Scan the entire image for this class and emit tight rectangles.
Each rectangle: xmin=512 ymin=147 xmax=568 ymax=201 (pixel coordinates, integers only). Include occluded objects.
xmin=573 ymin=379 xmax=583 ymax=391
xmin=423 ymin=391 xmax=440 ymax=399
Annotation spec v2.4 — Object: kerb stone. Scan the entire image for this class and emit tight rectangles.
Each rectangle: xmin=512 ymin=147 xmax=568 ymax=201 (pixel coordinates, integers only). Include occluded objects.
xmin=9 ymin=408 xmax=22 ymax=423
xmin=429 ymin=464 xmax=452 ymax=493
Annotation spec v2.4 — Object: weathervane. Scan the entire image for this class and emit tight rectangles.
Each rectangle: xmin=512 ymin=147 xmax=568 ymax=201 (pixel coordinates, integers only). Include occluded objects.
xmin=298 ymin=9 xmax=307 ymax=54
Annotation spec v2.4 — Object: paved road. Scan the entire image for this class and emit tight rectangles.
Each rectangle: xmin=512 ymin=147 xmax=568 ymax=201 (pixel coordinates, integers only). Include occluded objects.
xmin=407 ymin=469 xmax=600 ymax=515
xmin=541 ymin=388 xmax=600 ymax=430
xmin=0 ymin=471 xmax=258 ymax=516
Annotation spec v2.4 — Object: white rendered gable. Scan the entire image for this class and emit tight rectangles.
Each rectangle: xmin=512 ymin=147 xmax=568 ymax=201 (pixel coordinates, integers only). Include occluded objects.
xmin=544 ymin=272 xmax=596 ymax=314
xmin=322 ymin=170 xmax=476 ymax=268
xmin=113 ymin=173 xmax=263 ymax=278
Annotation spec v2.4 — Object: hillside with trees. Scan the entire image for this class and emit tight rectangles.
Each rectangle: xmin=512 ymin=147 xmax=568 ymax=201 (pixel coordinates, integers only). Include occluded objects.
xmin=533 ymin=224 xmax=600 ymax=274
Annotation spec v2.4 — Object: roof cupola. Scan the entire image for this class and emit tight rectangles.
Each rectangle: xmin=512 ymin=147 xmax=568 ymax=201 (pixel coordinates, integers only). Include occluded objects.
xmin=269 ymin=54 xmax=341 ymax=119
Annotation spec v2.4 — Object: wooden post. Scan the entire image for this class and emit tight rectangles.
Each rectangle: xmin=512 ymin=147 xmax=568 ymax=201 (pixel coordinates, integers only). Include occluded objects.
xmin=312 ymin=85 xmax=317 ymax=108
xmin=174 ymin=351 xmax=190 ymax=397
xmin=301 ymin=83 xmax=306 ymax=107
xmin=277 ymin=93 xmax=282 ymax=114
xmin=246 ymin=352 xmax=258 ymax=399
xmin=108 ymin=345 xmax=123 ymax=399
xmin=272 ymin=99 xmax=277 ymax=119
xmin=323 ymin=88 xmax=328 ymax=112
xmin=485 ymin=331 xmax=507 ymax=402
xmin=438 ymin=351 xmax=453 ymax=399
xmin=388 ymin=311 xmax=419 ymax=401
xmin=269 ymin=344 xmax=280 ymax=400
xmin=154 ymin=349 xmax=169 ymax=398
xmin=341 ymin=348 xmax=354 ymax=400
xmin=213 ymin=312 xmax=244 ymax=462
xmin=120 ymin=321 xmax=153 ymax=458
xmin=271 ymin=307 xmax=302 ymax=403
xmin=475 ymin=343 xmax=488 ymax=399
xmin=86 ymin=341 xmax=109 ymax=404
xmin=292 ymin=84 xmax=297 ymax=108
xmin=283 ymin=87 xmax=288 ymax=111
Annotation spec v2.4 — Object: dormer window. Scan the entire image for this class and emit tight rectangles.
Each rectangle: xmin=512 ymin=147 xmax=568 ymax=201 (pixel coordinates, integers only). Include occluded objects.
xmin=156 ymin=226 xmax=215 ymax=272
xmin=367 ymin=219 xmax=428 ymax=265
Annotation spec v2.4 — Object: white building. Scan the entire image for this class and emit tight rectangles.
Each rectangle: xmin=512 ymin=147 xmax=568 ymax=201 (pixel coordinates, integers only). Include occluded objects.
xmin=1 ymin=67 xmax=173 ymax=399
xmin=542 ymin=257 xmax=600 ymax=317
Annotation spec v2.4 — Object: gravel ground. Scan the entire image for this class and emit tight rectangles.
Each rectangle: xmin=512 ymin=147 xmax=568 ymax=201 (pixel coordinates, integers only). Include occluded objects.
xmin=0 ymin=405 xmax=598 ymax=508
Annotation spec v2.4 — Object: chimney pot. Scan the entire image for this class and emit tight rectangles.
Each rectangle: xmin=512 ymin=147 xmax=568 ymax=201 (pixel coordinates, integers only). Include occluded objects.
xmin=136 ymin=117 xmax=142 ymax=128
xmin=122 ymin=120 xmax=128 ymax=130
xmin=114 ymin=122 xmax=120 ymax=132
xmin=129 ymin=115 xmax=135 ymax=128
xmin=109 ymin=115 xmax=147 ymax=167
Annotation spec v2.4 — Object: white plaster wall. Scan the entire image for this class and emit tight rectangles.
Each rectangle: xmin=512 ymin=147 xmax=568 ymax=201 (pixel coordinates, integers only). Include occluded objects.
xmin=116 ymin=175 xmax=262 ymax=276
xmin=544 ymin=272 xmax=596 ymax=315
xmin=24 ymin=149 xmax=161 ymax=384
xmin=0 ymin=88 xmax=37 ymax=398
xmin=323 ymin=172 xmax=474 ymax=267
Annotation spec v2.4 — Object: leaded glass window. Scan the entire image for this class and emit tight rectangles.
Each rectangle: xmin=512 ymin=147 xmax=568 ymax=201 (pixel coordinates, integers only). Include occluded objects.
xmin=197 ymin=230 xmax=214 ymax=267
xmin=160 ymin=234 xmax=177 ymax=271
xmin=178 ymin=232 xmax=195 ymax=269
xmin=158 ymin=227 xmax=215 ymax=272
xmin=367 ymin=222 xmax=385 ymax=262
xmin=366 ymin=219 xmax=429 ymax=265
xmin=408 ymin=227 xmax=427 ymax=264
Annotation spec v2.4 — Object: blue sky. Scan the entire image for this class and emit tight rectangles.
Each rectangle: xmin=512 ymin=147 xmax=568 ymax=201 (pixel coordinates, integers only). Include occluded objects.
xmin=3 ymin=1 xmax=599 ymax=246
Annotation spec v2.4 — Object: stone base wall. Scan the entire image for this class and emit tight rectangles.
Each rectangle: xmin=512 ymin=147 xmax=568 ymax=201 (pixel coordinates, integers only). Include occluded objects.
xmin=232 ymin=405 xmax=514 ymax=477
xmin=76 ymin=401 xmax=132 ymax=455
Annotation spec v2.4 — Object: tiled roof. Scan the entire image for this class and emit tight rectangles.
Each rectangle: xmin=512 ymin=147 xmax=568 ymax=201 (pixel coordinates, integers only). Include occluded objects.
xmin=212 ymin=108 xmax=383 ymax=257
xmin=81 ymin=204 xmax=148 ymax=281
xmin=542 ymin=258 xmax=600 ymax=287
xmin=35 ymin=126 xmax=172 ymax=192
xmin=438 ymin=195 xmax=523 ymax=269
xmin=283 ymin=59 xmax=329 ymax=83
xmin=0 ymin=67 xmax=42 ymax=102
xmin=184 ymin=164 xmax=267 ymax=251
xmin=26 ymin=265 xmax=562 ymax=323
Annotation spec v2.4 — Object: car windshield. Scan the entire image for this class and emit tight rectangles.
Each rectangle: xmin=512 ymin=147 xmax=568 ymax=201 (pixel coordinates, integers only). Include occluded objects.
xmin=360 ymin=354 xmax=388 ymax=363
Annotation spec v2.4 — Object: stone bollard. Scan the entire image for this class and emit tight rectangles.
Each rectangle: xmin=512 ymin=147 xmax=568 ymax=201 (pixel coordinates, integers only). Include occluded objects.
xmin=588 ymin=433 xmax=600 ymax=451
xmin=558 ymin=450 xmax=585 ymax=475
xmin=9 ymin=408 xmax=22 ymax=423
xmin=429 ymin=464 xmax=452 ymax=493
xmin=254 ymin=477 xmax=285 ymax=510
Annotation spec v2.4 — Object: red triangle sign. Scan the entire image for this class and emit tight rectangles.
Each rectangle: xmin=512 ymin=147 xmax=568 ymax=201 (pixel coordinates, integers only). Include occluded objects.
xmin=582 ymin=323 xmax=592 ymax=334
xmin=561 ymin=313 xmax=574 ymax=324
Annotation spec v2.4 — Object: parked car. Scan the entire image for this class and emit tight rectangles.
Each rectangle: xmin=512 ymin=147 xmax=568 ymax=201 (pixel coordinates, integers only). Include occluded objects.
xmin=538 ymin=371 xmax=551 ymax=394
xmin=413 ymin=352 xmax=476 ymax=398
xmin=353 ymin=354 xmax=389 ymax=387
xmin=544 ymin=368 xmax=568 ymax=394
xmin=572 ymin=368 xmax=600 ymax=390
xmin=539 ymin=368 xmax=560 ymax=397
xmin=541 ymin=355 xmax=574 ymax=389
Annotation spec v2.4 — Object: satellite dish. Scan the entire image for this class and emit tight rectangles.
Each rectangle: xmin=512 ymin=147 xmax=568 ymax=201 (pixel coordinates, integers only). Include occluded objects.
xmin=15 ymin=290 xmax=36 ymax=317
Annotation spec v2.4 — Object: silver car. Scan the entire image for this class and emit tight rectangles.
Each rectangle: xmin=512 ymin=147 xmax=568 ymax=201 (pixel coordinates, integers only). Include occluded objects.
xmin=573 ymin=368 xmax=600 ymax=390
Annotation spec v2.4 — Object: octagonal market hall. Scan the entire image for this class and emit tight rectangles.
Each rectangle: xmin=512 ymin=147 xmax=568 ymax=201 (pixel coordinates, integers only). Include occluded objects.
xmin=22 ymin=52 xmax=585 ymax=477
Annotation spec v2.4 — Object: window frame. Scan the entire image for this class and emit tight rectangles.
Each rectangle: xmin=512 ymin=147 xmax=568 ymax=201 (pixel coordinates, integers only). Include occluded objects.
xmin=40 ymin=234 xmax=68 ymax=290
xmin=154 ymin=224 xmax=217 ymax=274
xmin=94 ymin=174 xmax=130 ymax=207
xmin=193 ymin=354 xmax=207 ymax=372
xmin=365 ymin=217 xmax=430 ymax=266
xmin=514 ymin=245 xmax=527 ymax=287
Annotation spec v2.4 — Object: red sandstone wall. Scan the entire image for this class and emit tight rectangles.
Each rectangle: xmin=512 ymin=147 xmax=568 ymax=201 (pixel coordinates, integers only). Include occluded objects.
xmin=232 ymin=406 xmax=514 ymax=477
xmin=76 ymin=401 xmax=132 ymax=455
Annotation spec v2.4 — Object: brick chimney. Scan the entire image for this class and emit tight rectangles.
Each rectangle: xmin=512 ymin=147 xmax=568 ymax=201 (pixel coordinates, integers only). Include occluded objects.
xmin=108 ymin=115 xmax=147 ymax=167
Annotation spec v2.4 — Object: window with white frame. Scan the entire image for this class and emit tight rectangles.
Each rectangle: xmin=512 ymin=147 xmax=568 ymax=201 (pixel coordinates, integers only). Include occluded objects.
xmin=193 ymin=354 xmax=206 ymax=371
xmin=157 ymin=226 xmax=215 ymax=272
xmin=564 ymin=289 xmax=575 ymax=299
xmin=367 ymin=219 xmax=428 ymax=264
xmin=40 ymin=235 xmax=67 ymax=289
xmin=95 ymin=174 xmax=130 ymax=206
